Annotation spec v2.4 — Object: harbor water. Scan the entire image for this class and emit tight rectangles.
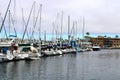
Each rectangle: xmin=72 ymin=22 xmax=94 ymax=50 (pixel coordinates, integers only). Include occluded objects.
xmin=1 ymin=49 xmax=120 ymax=80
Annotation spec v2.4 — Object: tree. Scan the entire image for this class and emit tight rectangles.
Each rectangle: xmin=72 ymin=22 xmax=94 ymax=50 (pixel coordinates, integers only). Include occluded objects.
xmin=86 ymin=32 xmax=90 ymax=36
xmin=104 ymin=35 xmax=107 ymax=38
xmin=115 ymin=35 xmax=119 ymax=38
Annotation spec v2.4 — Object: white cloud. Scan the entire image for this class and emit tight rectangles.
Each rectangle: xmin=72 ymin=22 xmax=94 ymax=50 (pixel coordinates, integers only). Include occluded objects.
xmin=1 ymin=0 xmax=120 ymax=35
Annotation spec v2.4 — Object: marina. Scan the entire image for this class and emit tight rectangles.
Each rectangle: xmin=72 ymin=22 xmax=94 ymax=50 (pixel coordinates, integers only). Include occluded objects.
xmin=1 ymin=0 xmax=120 ymax=80
xmin=1 ymin=49 xmax=120 ymax=80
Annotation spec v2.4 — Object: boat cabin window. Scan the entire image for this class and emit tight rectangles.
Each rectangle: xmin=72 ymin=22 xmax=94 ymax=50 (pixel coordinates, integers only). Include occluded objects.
xmin=0 ymin=47 xmax=9 ymax=54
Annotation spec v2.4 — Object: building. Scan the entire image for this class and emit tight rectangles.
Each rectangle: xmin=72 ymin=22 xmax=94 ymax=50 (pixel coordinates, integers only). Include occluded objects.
xmin=89 ymin=37 xmax=120 ymax=48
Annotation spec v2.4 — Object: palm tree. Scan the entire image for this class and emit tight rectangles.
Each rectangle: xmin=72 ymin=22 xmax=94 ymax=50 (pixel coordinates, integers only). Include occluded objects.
xmin=104 ymin=35 xmax=107 ymax=38
xmin=86 ymin=32 xmax=90 ymax=36
xmin=85 ymin=32 xmax=91 ymax=40
xmin=115 ymin=35 xmax=119 ymax=38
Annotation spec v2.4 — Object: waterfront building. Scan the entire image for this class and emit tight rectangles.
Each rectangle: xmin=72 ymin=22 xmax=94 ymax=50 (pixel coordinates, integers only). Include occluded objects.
xmin=89 ymin=36 xmax=120 ymax=48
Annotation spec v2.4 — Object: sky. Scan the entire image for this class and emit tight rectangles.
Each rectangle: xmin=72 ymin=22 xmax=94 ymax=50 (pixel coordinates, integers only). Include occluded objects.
xmin=0 ymin=0 xmax=120 ymax=37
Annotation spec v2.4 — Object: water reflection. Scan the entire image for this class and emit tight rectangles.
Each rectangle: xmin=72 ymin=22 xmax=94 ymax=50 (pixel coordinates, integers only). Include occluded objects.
xmin=0 ymin=49 xmax=120 ymax=80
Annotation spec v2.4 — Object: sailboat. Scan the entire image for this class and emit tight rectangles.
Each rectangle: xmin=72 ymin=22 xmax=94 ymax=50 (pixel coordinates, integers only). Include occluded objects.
xmin=0 ymin=0 xmax=15 ymax=62
xmin=59 ymin=16 xmax=76 ymax=54
xmin=20 ymin=2 xmax=41 ymax=60
xmin=77 ymin=16 xmax=92 ymax=52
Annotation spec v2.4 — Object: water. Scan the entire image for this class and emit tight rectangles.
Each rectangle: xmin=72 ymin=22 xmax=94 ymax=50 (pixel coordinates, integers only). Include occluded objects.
xmin=1 ymin=49 xmax=120 ymax=80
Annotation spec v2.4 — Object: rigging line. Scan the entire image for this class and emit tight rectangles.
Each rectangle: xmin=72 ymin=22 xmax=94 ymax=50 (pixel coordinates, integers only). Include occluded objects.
xmin=68 ymin=16 xmax=70 ymax=41
xmin=0 ymin=14 xmax=8 ymax=38
xmin=22 ymin=8 xmax=30 ymax=40
xmin=0 ymin=0 xmax=12 ymax=33
xmin=9 ymin=10 xmax=17 ymax=37
xmin=21 ymin=2 xmax=35 ymax=42
xmin=39 ymin=4 xmax=42 ymax=40
xmin=31 ymin=4 xmax=41 ymax=39
xmin=70 ymin=22 xmax=75 ymax=36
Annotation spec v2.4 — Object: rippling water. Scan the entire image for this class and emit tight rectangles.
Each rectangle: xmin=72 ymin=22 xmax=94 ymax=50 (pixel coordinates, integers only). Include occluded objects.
xmin=1 ymin=49 xmax=120 ymax=80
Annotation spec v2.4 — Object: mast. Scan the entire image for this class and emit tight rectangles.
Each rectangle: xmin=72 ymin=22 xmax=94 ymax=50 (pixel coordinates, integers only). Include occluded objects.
xmin=55 ymin=13 xmax=60 ymax=40
xmin=22 ymin=8 xmax=29 ymax=40
xmin=32 ymin=1 xmax=36 ymax=39
xmin=73 ymin=21 xmax=75 ymax=39
xmin=60 ymin=11 xmax=63 ymax=39
xmin=31 ymin=4 xmax=41 ymax=40
xmin=21 ymin=2 xmax=35 ymax=42
xmin=0 ymin=13 xmax=8 ymax=38
xmin=14 ymin=0 xmax=16 ymax=22
xmin=75 ymin=21 xmax=77 ymax=39
xmin=0 ymin=0 xmax=12 ymax=33
xmin=44 ymin=30 xmax=46 ymax=44
xmin=39 ymin=4 xmax=42 ymax=40
xmin=82 ymin=16 xmax=85 ymax=40
xmin=9 ymin=10 xmax=11 ymax=37
xmin=22 ymin=8 xmax=24 ymax=36
xmin=60 ymin=11 xmax=63 ymax=48
xmin=70 ymin=21 xmax=75 ymax=40
xmin=13 ymin=0 xmax=17 ymax=37
xmin=33 ymin=2 xmax=36 ymax=28
xmin=39 ymin=4 xmax=42 ymax=53
xmin=9 ymin=10 xmax=17 ymax=38
xmin=81 ymin=16 xmax=85 ymax=49
xmin=52 ymin=22 xmax=55 ymax=41
xmin=68 ymin=16 xmax=70 ymax=42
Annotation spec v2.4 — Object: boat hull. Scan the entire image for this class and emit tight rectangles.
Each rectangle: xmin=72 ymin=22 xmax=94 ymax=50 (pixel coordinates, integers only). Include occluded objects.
xmin=93 ymin=48 xmax=100 ymax=51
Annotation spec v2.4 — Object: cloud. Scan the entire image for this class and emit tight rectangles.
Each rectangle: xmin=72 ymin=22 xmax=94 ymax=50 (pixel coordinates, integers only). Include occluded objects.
xmin=1 ymin=0 xmax=120 ymax=35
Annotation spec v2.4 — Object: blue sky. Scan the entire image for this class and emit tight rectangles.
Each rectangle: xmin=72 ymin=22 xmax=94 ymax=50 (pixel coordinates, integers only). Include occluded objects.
xmin=0 ymin=0 xmax=120 ymax=37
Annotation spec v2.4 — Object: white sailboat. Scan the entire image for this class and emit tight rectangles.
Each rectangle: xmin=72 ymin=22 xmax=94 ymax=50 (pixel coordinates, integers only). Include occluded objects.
xmin=0 ymin=39 xmax=14 ymax=62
